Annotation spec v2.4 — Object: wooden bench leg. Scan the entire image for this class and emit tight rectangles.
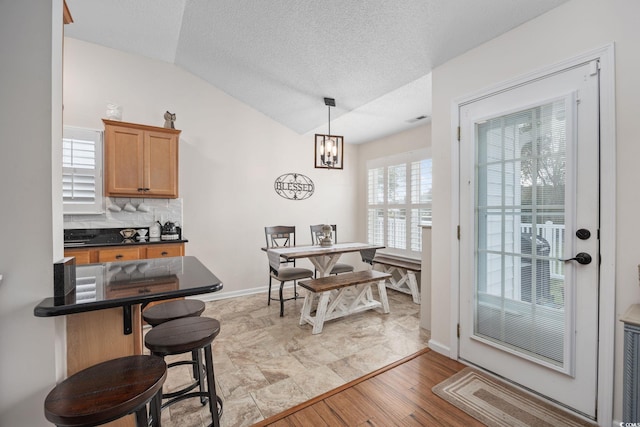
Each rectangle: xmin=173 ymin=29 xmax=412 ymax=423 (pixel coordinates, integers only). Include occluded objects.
xmin=375 ymin=264 xmax=421 ymax=305
xmin=376 ymin=279 xmax=390 ymax=313
xmin=299 ymin=293 xmax=314 ymax=326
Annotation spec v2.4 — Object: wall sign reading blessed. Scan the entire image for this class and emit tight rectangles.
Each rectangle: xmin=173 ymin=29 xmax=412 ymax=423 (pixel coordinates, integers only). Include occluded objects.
xmin=274 ymin=173 xmax=314 ymax=200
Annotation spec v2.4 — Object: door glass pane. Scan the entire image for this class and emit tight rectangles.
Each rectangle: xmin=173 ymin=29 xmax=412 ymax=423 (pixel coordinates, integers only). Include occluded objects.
xmin=475 ymin=98 xmax=567 ymax=367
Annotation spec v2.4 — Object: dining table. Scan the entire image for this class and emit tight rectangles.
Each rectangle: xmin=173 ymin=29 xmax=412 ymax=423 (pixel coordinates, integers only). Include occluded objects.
xmin=264 ymin=242 xmax=384 ymax=277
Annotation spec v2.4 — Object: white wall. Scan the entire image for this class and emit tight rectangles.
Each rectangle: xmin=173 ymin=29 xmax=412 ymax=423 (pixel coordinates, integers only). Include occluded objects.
xmin=430 ymin=0 xmax=640 ymax=421
xmin=0 ymin=1 xmax=63 ymax=425
xmin=63 ymin=38 xmax=362 ymax=295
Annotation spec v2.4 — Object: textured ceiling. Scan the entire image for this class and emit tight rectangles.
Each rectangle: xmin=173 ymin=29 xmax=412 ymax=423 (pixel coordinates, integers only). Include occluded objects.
xmin=64 ymin=0 xmax=567 ymax=143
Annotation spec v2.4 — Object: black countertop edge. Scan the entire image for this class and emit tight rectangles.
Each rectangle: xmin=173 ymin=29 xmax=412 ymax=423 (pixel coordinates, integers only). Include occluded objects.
xmin=64 ymin=238 xmax=189 ymax=249
xmin=34 ymin=283 xmax=222 ymax=317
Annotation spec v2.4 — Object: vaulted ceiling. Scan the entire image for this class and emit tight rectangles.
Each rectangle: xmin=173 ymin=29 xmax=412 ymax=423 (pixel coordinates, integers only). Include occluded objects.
xmin=64 ymin=0 xmax=567 ymax=143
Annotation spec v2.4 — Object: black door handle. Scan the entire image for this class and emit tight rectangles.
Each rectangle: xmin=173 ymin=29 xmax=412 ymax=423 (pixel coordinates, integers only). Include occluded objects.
xmin=561 ymin=252 xmax=592 ymax=265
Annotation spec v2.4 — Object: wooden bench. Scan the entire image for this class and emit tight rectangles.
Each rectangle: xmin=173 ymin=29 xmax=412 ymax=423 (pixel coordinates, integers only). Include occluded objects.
xmin=372 ymin=255 xmax=422 ymax=304
xmin=298 ymin=270 xmax=391 ymax=334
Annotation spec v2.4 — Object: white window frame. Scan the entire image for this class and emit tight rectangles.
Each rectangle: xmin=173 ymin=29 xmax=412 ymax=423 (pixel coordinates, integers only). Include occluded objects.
xmin=367 ymin=148 xmax=431 ymax=259
xmin=63 ymin=126 xmax=104 ymax=214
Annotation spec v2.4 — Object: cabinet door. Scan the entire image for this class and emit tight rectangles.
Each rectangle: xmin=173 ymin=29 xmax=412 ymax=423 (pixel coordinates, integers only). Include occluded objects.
xmin=97 ymin=247 xmax=142 ymax=263
xmin=104 ymin=125 xmax=145 ymax=197
xmin=144 ymin=130 xmax=178 ymax=198
xmin=64 ymin=249 xmax=91 ymax=265
xmin=145 ymin=243 xmax=184 ymax=259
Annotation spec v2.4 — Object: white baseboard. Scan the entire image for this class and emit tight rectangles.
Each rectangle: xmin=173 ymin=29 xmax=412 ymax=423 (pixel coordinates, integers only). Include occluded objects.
xmin=188 ymin=283 xmax=295 ymax=302
xmin=428 ymin=339 xmax=451 ymax=357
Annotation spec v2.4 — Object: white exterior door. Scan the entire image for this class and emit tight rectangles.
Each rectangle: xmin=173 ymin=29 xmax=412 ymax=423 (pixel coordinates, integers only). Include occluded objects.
xmin=458 ymin=60 xmax=600 ymax=418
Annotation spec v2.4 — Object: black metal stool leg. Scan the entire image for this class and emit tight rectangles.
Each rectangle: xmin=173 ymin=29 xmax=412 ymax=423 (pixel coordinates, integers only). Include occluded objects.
xmin=203 ymin=344 xmax=221 ymax=427
xmin=134 ymin=405 xmax=149 ymax=427
xmin=150 ymin=388 xmax=163 ymax=427
xmin=279 ymin=281 xmax=285 ymax=317
xmin=196 ymin=348 xmax=207 ymax=405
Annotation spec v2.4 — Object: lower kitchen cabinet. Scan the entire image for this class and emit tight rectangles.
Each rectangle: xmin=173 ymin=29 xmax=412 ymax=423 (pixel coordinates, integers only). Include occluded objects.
xmin=64 ymin=242 xmax=185 ymax=264
xmin=63 ymin=248 xmax=91 ymax=265
xmin=97 ymin=247 xmax=142 ymax=262
xmin=146 ymin=243 xmax=183 ymax=258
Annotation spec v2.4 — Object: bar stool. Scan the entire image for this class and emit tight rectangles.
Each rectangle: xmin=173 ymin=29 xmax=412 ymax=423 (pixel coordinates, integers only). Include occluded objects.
xmin=44 ymin=355 xmax=166 ymax=427
xmin=142 ymin=299 xmax=206 ymax=327
xmin=143 ymin=299 xmax=206 ymax=395
xmin=145 ymin=316 xmax=222 ymax=427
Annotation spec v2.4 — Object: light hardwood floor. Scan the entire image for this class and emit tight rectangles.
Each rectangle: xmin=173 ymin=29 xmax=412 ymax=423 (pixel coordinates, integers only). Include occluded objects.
xmin=254 ymin=349 xmax=484 ymax=426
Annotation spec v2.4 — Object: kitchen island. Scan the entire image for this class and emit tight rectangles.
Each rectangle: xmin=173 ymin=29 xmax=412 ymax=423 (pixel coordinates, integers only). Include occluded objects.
xmin=34 ymin=256 xmax=222 ymax=376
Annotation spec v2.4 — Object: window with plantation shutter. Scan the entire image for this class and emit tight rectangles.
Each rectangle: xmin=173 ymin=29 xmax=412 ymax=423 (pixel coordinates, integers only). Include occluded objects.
xmin=367 ymin=149 xmax=431 ymax=258
xmin=63 ymin=126 xmax=104 ymax=214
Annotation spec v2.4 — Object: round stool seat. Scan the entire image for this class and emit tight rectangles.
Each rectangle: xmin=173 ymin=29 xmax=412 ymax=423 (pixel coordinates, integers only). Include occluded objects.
xmin=144 ymin=317 xmax=223 ymax=426
xmin=145 ymin=317 xmax=221 ymax=355
xmin=44 ymin=355 xmax=166 ymax=427
xmin=143 ymin=299 xmax=206 ymax=326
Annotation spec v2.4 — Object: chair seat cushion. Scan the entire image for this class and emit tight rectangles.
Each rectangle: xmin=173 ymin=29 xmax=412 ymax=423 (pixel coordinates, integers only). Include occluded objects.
xmin=331 ymin=263 xmax=355 ymax=274
xmin=272 ymin=267 xmax=313 ymax=281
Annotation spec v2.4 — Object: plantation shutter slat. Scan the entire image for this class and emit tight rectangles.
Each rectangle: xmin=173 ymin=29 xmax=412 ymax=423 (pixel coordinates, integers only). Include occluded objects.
xmin=366 ymin=149 xmax=431 ymax=258
xmin=62 ymin=127 xmax=103 ymax=214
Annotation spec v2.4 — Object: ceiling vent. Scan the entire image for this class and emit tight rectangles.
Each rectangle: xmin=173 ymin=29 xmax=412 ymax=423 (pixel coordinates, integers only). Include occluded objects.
xmin=407 ymin=115 xmax=429 ymax=123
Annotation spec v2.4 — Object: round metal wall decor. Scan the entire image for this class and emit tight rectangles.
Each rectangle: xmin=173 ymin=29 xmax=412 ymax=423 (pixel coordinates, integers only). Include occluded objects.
xmin=274 ymin=173 xmax=314 ymax=200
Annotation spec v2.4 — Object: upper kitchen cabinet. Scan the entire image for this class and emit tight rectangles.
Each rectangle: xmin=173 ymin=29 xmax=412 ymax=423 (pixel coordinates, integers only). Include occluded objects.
xmin=103 ymin=119 xmax=180 ymax=198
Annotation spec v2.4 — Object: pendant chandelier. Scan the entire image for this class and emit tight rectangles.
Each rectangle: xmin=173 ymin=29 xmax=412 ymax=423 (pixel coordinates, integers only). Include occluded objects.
xmin=315 ymin=97 xmax=344 ymax=170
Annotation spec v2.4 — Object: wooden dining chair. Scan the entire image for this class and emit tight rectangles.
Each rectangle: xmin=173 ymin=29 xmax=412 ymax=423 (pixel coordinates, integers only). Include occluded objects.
xmin=310 ymin=224 xmax=355 ymax=277
xmin=264 ymin=226 xmax=313 ymax=316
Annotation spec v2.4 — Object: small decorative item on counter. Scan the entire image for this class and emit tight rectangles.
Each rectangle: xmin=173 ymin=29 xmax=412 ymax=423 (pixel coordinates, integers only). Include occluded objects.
xmin=120 ymin=228 xmax=137 ymax=239
xmin=149 ymin=221 xmax=161 ymax=239
xmin=160 ymin=220 xmax=180 ymax=240
xmin=163 ymin=111 xmax=176 ymax=129
xmin=136 ymin=229 xmax=148 ymax=241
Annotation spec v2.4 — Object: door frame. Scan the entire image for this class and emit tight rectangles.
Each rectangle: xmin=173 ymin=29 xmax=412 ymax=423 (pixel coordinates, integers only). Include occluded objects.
xmin=449 ymin=44 xmax=615 ymax=425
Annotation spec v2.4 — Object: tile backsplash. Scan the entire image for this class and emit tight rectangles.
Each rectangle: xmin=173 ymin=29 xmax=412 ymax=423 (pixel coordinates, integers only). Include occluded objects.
xmin=64 ymin=198 xmax=183 ymax=230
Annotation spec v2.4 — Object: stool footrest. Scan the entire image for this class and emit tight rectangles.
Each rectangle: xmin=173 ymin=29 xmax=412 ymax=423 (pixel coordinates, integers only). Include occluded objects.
xmin=162 ymin=393 xmax=223 ymax=416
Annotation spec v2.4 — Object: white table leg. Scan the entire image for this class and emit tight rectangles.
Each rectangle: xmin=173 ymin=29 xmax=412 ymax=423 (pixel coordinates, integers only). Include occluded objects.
xmin=308 ymin=254 xmax=341 ymax=277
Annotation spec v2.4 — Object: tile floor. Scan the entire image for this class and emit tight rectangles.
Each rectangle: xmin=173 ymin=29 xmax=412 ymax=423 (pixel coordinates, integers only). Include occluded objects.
xmin=155 ymin=286 xmax=430 ymax=427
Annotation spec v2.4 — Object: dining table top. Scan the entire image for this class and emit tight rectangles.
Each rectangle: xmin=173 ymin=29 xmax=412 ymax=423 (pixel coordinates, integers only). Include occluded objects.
xmin=262 ymin=242 xmax=384 ymax=259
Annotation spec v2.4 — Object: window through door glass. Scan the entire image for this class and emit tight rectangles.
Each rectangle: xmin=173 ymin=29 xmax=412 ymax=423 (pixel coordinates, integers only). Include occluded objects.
xmin=475 ymin=98 xmax=568 ymax=367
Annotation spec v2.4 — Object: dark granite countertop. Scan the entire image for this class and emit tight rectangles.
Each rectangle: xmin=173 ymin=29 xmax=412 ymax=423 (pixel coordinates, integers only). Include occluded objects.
xmin=64 ymin=227 xmax=188 ymax=248
xmin=34 ymin=256 xmax=222 ymax=317
xmin=64 ymin=238 xmax=189 ymax=249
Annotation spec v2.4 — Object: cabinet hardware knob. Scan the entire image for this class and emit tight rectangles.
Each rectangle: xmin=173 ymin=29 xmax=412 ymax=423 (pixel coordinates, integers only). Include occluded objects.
xmin=115 ymin=255 xmax=123 ymax=259
xmin=161 ymin=251 xmax=168 ymax=256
